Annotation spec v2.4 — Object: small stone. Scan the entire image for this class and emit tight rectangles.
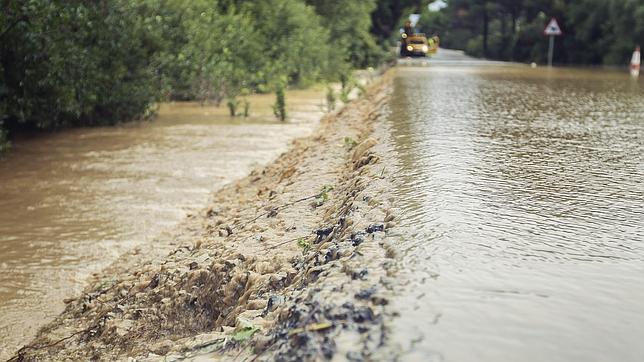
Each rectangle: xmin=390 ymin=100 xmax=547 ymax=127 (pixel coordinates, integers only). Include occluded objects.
xmin=148 ymin=274 xmax=160 ymax=289
xmin=265 ymin=295 xmax=285 ymax=314
xmin=350 ymin=232 xmax=365 ymax=246
xmin=353 ymin=306 xmax=375 ymax=323
xmin=315 ymin=227 xmax=334 ymax=243
xmin=321 ymin=341 xmax=336 ymax=359
xmin=346 ymin=351 xmax=364 ymax=361
xmin=354 ymin=287 xmax=376 ymax=300
xmin=371 ymin=296 xmax=389 ymax=306
xmin=351 ymin=268 xmax=368 ymax=280
xmin=293 ymin=331 xmax=311 ymax=347
xmin=366 ymin=223 xmax=384 ymax=233
xmin=324 ymin=246 xmax=339 ymax=263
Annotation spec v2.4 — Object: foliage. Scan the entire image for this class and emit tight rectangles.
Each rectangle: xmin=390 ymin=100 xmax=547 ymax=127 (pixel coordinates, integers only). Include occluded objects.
xmin=243 ymin=0 xmax=336 ymax=89
xmin=231 ymin=322 xmax=260 ymax=342
xmin=370 ymin=0 xmax=424 ymax=42
xmin=227 ymin=98 xmax=240 ymax=117
xmin=343 ymin=136 xmax=357 ymax=149
xmin=272 ymin=84 xmax=286 ymax=121
xmin=326 ymin=86 xmax=337 ymax=112
xmin=420 ymin=0 xmax=644 ymax=65
xmin=296 ymin=237 xmax=311 ymax=251
xmin=1 ymin=0 xmax=163 ymax=131
xmin=242 ymin=98 xmax=250 ymax=118
xmin=306 ymin=0 xmax=385 ymax=70
xmin=2 ymin=0 xmax=399 ymax=139
xmin=314 ymin=184 xmax=334 ymax=207
xmin=339 ymin=75 xmax=365 ymax=103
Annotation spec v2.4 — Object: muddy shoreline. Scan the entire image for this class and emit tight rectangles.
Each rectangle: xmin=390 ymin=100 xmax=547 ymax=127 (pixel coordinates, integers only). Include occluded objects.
xmin=0 ymin=85 xmax=328 ymax=360
xmin=13 ymin=71 xmax=402 ymax=361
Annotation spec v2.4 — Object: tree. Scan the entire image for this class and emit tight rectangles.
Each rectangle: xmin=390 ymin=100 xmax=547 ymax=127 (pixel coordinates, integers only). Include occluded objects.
xmin=423 ymin=0 xmax=643 ymax=65
xmin=370 ymin=0 xmax=423 ymax=42
xmin=306 ymin=0 xmax=382 ymax=70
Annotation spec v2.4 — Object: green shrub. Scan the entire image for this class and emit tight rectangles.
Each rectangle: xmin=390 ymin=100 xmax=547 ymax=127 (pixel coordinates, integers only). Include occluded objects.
xmin=0 ymin=125 xmax=9 ymax=154
xmin=326 ymin=86 xmax=336 ymax=112
xmin=0 ymin=0 xmax=390 ymax=134
xmin=273 ymin=85 xmax=286 ymax=122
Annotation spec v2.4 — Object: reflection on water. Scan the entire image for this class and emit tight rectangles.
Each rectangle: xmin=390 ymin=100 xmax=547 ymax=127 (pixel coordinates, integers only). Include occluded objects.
xmin=386 ymin=66 xmax=644 ymax=361
xmin=0 ymin=90 xmax=325 ymax=359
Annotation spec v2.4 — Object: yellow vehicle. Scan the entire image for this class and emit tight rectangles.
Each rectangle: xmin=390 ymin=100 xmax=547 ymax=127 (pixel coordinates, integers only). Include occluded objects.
xmin=401 ymin=33 xmax=429 ymax=57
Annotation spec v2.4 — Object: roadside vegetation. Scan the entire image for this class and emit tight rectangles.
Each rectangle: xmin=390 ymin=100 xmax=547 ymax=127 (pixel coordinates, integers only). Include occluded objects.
xmin=417 ymin=0 xmax=644 ymax=65
xmin=5 ymin=1 xmax=634 ymax=153
xmin=0 ymin=0 xmax=420 ymax=152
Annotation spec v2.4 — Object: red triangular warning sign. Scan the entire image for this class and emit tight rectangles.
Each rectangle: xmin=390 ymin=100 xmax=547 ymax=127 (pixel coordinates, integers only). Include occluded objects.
xmin=544 ymin=18 xmax=562 ymax=36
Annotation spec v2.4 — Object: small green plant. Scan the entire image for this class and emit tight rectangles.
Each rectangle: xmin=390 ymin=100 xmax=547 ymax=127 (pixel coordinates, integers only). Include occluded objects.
xmin=340 ymin=87 xmax=351 ymax=103
xmin=321 ymin=184 xmax=334 ymax=195
xmin=242 ymin=99 xmax=250 ymax=117
xmin=273 ymin=85 xmax=286 ymax=121
xmin=232 ymin=324 xmax=260 ymax=342
xmin=314 ymin=185 xmax=334 ymax=207
xmin=297 ymin=237 xmax=311 ymax=251
xmin=343 ymin=136 xmax=357 ymax=149
xmin=326 ymin=86 xmax=336 ymax=112
xmin=355 ymin=83 xmax=366 ymax=97
xmin=240 ymin=88 xmax=250 ymax=117
xmin=340 ymin=74 xmax=354 ymax=103
xmin=339 ymin=75 xmax=364 ymax=103
xmin=340 ymin=73 xmax=348 ymax=91
xmin=226 ymin=97 xmax=239 ymax=117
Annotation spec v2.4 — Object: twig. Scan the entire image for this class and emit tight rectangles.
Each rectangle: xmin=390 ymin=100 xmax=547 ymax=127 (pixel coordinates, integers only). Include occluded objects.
xmin=233 ymin=193 xmax=320 ymax=231
xmin=261 ymin=236 xmax=304 ymax=252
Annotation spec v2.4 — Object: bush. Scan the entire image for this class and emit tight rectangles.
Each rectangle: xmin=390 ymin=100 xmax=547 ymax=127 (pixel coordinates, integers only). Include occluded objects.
xmin=273 ymin=84 xmax=286 ymax=121
xmin=428 ymin=0 xmax=644 ymax=66
xmin=0 ymin=0 xmax=389 ymax=135
xmin=0 ymin=1 xmax=164 ymax=129
xmin=0 ymin=126 xmax=9 ymax=154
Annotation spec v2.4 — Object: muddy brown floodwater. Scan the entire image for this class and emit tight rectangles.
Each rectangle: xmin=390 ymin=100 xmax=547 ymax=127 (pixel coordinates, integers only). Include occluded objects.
xmin=385 ymin=64 xmax=644 ymax=361
xmin=0 ymin=89 xmax=326 ymax=360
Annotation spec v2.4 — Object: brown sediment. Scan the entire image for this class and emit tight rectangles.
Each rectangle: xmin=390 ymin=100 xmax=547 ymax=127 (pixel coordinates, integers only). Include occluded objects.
xmin=13 ymin=70 xmax=398 ymax=361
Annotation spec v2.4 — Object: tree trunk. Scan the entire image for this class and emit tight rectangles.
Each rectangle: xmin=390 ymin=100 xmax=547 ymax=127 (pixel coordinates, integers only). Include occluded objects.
xmin=511 ymin=12 xmax=517 ymax=35
xmin=501 ymin=14 xmax=508 ymax=59
xmin=482 ymin=2 xmax=489 ymax=58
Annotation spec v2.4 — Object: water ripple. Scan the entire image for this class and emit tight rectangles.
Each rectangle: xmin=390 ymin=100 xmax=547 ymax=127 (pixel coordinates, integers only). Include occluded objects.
xmin=385 ymin=66 xmax=644 ymax=362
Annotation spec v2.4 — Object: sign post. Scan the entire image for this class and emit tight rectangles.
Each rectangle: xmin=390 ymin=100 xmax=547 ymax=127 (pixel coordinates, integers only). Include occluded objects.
xmin=409 ymin=14 xmax=421 ymax=27
xmin=631 ymin=46 xmax=641 ymax=77
xmin=544 ymin=18 xmax=563 ymax=67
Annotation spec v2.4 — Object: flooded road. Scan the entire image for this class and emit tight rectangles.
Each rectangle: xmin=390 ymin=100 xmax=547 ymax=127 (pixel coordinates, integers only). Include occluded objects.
xmin=386 ymin=63 xmax=644 ymax=361
xmin=0 ymin=90 xmax=325 ymax=359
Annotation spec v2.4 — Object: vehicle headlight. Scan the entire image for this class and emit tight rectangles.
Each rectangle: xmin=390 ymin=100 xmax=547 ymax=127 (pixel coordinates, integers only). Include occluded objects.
xmin=422 ymin=45 xmax=429 ymax=52
xmin=406 ymin=45 xmax=413 ymax=51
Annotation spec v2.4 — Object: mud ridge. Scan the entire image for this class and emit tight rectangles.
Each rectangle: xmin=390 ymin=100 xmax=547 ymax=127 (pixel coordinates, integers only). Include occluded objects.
xmin=13 ymin=71 xmax=397 ymax=362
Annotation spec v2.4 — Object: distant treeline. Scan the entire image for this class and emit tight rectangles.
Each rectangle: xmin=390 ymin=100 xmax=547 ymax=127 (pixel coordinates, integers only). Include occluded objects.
xmin=0 ymin=0 xmax=420 ymax=149
xmin=417 ymin=0 xmax=644 ymax=65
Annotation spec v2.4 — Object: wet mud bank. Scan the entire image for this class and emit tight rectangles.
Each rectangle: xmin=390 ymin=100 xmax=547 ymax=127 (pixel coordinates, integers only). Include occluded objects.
xmin=13 ymin=71 xmax=403 ymax=361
